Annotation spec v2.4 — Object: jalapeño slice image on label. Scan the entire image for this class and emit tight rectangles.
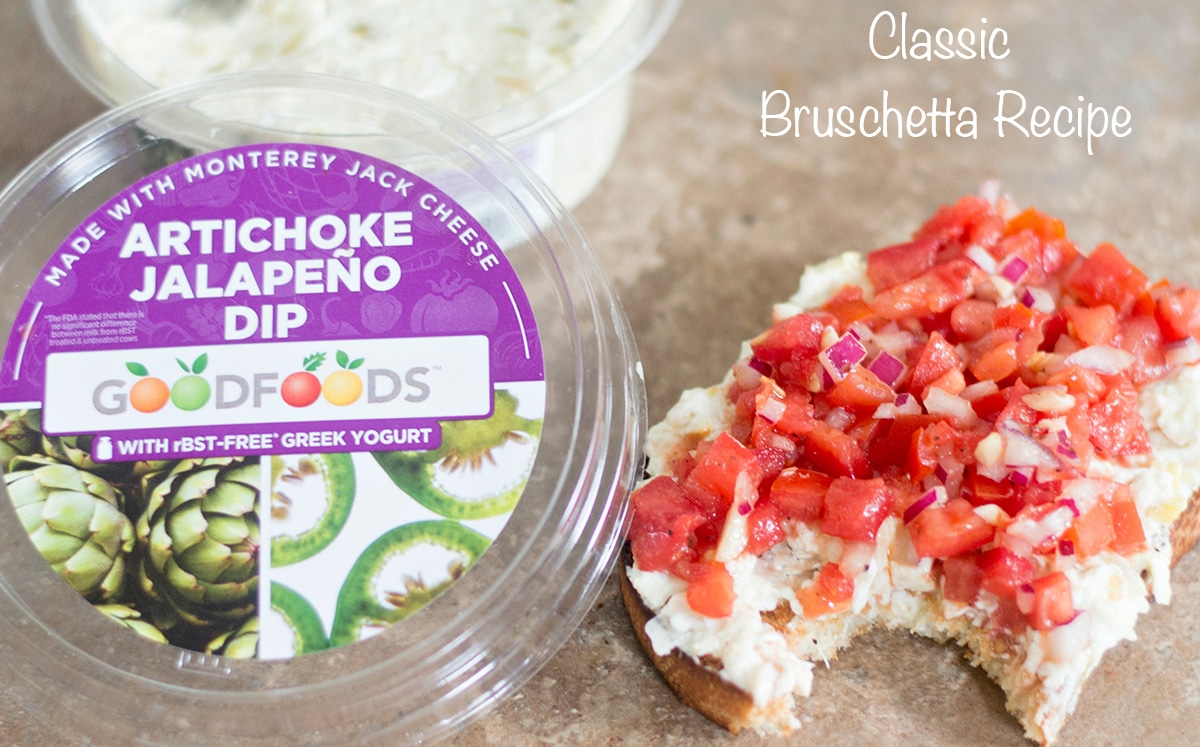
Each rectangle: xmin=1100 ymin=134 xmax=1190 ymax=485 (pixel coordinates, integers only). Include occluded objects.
xmin=0 ymin=144 xmax=546 ymax=659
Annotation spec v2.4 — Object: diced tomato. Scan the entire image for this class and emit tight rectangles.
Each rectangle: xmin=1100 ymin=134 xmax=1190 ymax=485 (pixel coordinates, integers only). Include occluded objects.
xmin=744 ymin=500 xmax=785 ymax=556
xmin=1064 ymin=304 xmax=1118 ymax=347
xmin=976 ymin=547 xmax=1034 ymax=600
xmin=1029 ymin=571 xmax=1076 ymax=631
xmin=628 ymin=476 xmax=710 ymax=572
xmin=950 ymin=299 xmax=996 ymax=342
xmin=771 ymin=389 xmax=816 ymax=441
xmin=908 ymin=498 xmax=995 ymax=558
xmin=941 ymin=554 xmax=983 ymax=604
xmin=963 ymin=473 xmax=1024 ymax=519
xmin=1115 ymin=315 xmax=1169 ymax=386
xmin=1154 ymin=284 xmax=1200 ymax=342
xmin=801 ymin=420 xmax=871 ymax=478
xmin=797 ymin=562 xmax=855 ymax=618
xmin=866 ymin=237 xmax=940 ymax=292
xmin=820 ymin=477 xmax=894 ymax=543
xmin=1109 ymin=486 xmax=1147 ymax=555
xmin=1066 ymin=242 xmax=1148 ymax=315
xmin=1088 ymin=376 xmax=1151 ymax=457
xmin=1063 ymin=502 xmax=1116 ymax=558
xmin=871 ymin=260 xmax=979 ymax=322
xmin=822 ymin=285 xmax=877 ymax=329
xmin=769 ymin=468 xmax=832 ymax=523
xmin=685 ymin=432 xmax=756 ymax=505
xmin=751 ymin=313 xmax=824 ymax=363
xmin=909 ymin=331 xmax=964 ymax=395
xmin=914 ymin=195 xmax=1002 ymax=252
xmin=868 ymin=413 xmax=941 ymax=470
xmin=826 ymin=366 xmax=895 ymax=411
xmin=1046 ymin=365 xmax=1107 ymax=404
xmin=968 ymin=340 xmax=1019 ymax=383
xmin=992 ymin=379 xmax=1038 ymax=429
xmin=1004 ymin=207 xmax=1067 ymax=242
xmin=685 ymin=562 xmax=736 ymax=618
xmin=907 ymin=420 xmax=965 ymax=483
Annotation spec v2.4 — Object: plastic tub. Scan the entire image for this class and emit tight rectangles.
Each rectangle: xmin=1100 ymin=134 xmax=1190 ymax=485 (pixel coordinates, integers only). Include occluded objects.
xmin=32 ymin=0 xmax=682 ymax=209
xmin=0 ymin=72 xmax=645 ymax=745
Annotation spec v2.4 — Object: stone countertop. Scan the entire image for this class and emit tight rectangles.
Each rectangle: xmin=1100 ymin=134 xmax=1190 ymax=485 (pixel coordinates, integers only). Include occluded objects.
xmin=3 ymin=0 xmax=1200 ymax=745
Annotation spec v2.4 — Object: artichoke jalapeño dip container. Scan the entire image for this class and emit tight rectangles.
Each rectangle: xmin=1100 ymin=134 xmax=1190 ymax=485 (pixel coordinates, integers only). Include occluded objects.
xmin=32 ymin=0 xmax=682 ymax=209
xmin=0 ymin=73 xmax=646 ymax=745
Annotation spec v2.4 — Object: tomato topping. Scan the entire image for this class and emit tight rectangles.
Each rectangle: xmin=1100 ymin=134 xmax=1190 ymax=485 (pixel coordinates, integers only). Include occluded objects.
xmin=798 ymin=563 xmax=855 ymax=618
xmin=626 ymin=194 xmax=1187 ymax=636
xmin=1029 ymin=571 xmax=1076 ymax=632
xmin=942 ymin=554 xmax=984 ymax=604
xmin=751 ymin=313 xmax=824 ymax=363
xmin=909 ymin=331 xmax=963 ymax=395
xmin=977 ymin=547 xmax=1035 ymax=600
xmin=1154 ymin=284 xmax=1200 ymax=342
xmin=686 ymin=562 xmax=736 ymax=618
xmin=1109 ymin=488 xmax=1147 ymax=555
xmin=1063 ymin=502 xmax=1116 ymax=559
xmin=821 ymin=477 xmax=894 ymax=543
xmin=1066 ymin=242 xmax=1148 ymax=315
xmin=769 ymin=468 xmax=831 ymax=523
xmin=685 ymin=432 xmax=757 ymax=505
xmin=826 ymin=366 xmax=895 ymax=411
xmin=629 ymin=476 xmax=710 ymax=572
xmin=866 ymin=237 xmax=939 ymax=292
xmin=802 ymin=420 xmax=871 ymax=478
xmin=908 ymin=499 xmax=995 ymax=559
xmin=1087 ymin=376 xmax=1150 ymax=457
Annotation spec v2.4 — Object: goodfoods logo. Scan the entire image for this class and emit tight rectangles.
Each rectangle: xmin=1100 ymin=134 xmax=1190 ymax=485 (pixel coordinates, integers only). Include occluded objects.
xmin=43 ymin=337 xmax=491 ymax=434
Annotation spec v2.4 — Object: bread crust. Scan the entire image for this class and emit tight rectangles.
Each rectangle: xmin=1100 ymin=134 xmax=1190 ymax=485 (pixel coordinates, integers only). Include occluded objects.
xmin=621 ymin=491 xmax=1200 ymax=737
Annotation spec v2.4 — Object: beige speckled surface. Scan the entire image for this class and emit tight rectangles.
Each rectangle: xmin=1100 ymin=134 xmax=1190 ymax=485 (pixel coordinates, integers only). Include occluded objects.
xmin=4 ymin=0 xmax=1200 ymax=744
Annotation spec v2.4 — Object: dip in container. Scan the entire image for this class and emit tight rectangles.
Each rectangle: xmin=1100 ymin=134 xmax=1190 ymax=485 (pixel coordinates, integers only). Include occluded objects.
xmin=32 ymin=0 xmax=682 ymax=208
xmin=0 ymin=72 xmax=645 ymax=745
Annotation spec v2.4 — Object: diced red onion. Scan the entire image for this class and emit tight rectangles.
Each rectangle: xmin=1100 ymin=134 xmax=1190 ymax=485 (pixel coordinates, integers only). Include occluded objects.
xmin=924 ymin=387 xmax=978 ymax=426
xmin=738 ymin=501 xmax=752 ymax=516
xmin=1019 ymin=286 xmax=1056 ymax=313
xmin=733 ymin=360 xmax=764 ymax=389
xmin=1165 ymin=337 xmax=1200 ymax=366
xmin=1063 ymin=345 xmax=1134 ymax=374
xmin=1059 ymin=498 xmax=1080 ymax=517
xmin=960 ymin=379 xmax=999 ymax=402
xmin=868 ymin=351 xmax=906 ymax=388
xmin=819 ymin=333 xmax=868 ymax=380
xmin=965 ymin=244 xmax=998 ymax=274
xmin=1016 ymin=583 xmax=1036 ymax=614
xmin=872 ymin=328 xmax=917 ymax=357
xmin=1001 ymin=426 xmax=1062 ymax=469
xmin=998 ymin=255 xmax=1029 ymax=283
xmin=895 ymin=392 xmax=912 ymax=407
xmin=1010 ymin=468 xmax=1032 ymax=487
xmin=904 ymin=486 xmax=946 ymax=524
xmin=748 ymin=357 xmax=772 ymax=376
xmin=934 ymin=464 xmax=949 ymax=483
xmin=757 ymin=396 xmax=787 ymax=425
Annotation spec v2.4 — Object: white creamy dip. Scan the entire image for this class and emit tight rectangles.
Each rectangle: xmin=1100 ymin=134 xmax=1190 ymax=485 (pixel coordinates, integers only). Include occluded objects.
xmin=83 ymin=0 xmax=636 ymax=121
xmin=629 ymin=250 xmax=1200 ymax=741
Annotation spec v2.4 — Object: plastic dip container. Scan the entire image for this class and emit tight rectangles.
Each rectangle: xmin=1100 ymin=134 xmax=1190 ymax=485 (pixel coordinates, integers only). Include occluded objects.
xmin=32 ymin=0 xmax=682 ymax=209
xmin=0 ymin=73 xmax=646 ymax=745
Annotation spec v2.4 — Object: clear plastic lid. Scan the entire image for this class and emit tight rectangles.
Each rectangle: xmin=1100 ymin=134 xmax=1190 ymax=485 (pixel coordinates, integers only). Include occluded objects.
xmin=0 ymin=72 xmax=645 ymax=744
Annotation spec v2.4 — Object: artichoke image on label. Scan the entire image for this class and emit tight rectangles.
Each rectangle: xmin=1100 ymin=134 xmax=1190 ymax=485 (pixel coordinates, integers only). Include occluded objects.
xmin=95 ymin=603 xmax=169 ymax=644
xmin=135 ymin=457 xmax=261 ymax=637
xmin=7 ymin=454 xmax=135 ymax=603
xmin=205 ymin=615 xmax=260 ymax=659
xmin=270 ymin=453 xmax=356 ymax=568
xmin=372 ymin=390 xmax=543 ymax=520
xmin=0 ymin=409 xmax=41 ymax=470
xmin=329 ymin=520 xmax=490 ymax=647
xmin=270 ymin=582 xmax=329 ymax=655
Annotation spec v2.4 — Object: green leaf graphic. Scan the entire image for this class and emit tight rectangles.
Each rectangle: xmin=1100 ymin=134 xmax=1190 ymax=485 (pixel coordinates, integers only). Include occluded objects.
xmin=193 ymin=353 xmax=209 ymax=375
xmin=176 ymin=357 xmax=190 ymax=373
xmin=336 ymin=350 xmax=350 ymax=368
xmin=126 ymin=362 xmax=149 ymax=376
xmin=349 ymin=358 xmax=364 ymax=370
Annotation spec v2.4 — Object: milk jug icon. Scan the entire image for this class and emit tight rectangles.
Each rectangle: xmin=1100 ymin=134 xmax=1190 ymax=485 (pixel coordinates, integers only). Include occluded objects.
xmin=93 ymin=436 xmax=113 ymax=462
